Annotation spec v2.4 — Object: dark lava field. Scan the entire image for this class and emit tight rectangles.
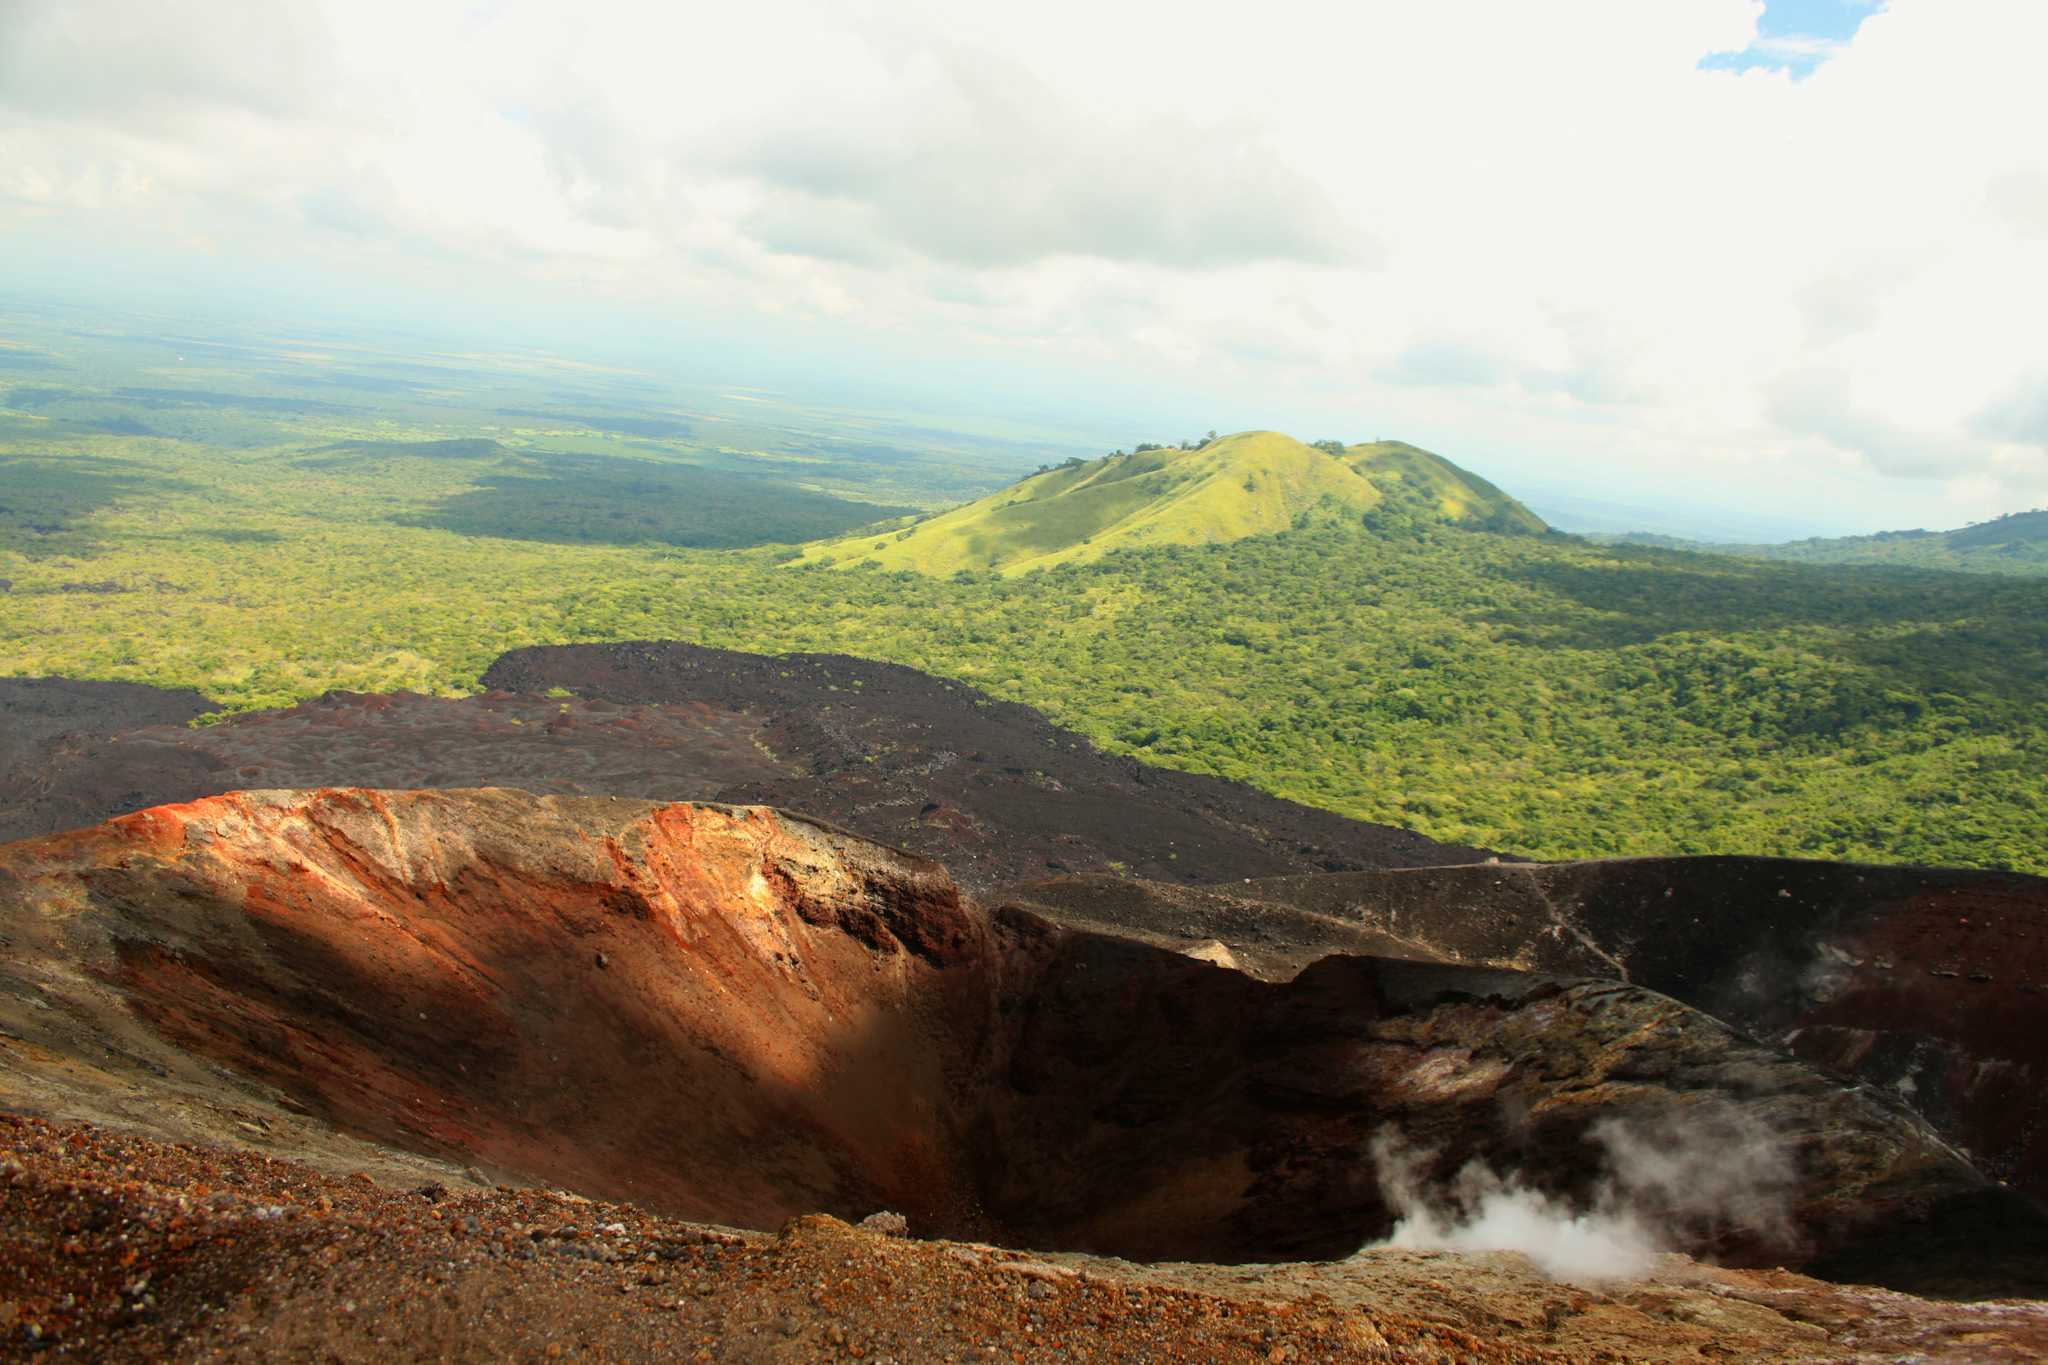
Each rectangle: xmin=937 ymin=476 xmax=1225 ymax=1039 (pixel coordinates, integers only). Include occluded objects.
xmin=1 ymin=641 xmax=1494 ymax=889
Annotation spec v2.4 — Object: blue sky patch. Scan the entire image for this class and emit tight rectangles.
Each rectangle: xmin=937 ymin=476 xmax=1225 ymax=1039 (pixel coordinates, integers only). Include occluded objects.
xmin=1700 ymin=0 xmax=1884 ymax=76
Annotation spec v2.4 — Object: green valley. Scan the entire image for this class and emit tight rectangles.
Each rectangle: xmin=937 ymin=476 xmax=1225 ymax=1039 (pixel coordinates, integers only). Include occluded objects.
xmin=3 ymin=347 xmax=2044 ymax=876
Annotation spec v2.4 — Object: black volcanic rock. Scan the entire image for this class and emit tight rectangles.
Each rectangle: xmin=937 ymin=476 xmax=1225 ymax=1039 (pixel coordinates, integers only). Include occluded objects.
xmin=1004 ymin=856 xmax=2048 ymax=1214
xmin=0 ymin=645 xmax=1496 ymax=890
xmin=479 ymin=641 xmax=1497 ymax=887
xmin=0 ymin=678 xmax=223 ymax=845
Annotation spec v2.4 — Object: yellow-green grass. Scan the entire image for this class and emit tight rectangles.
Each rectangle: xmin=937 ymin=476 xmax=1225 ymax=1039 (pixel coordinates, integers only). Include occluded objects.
xmin=1345 ymin=441 xmax=1548 ymax=534
xmin=799 ymin=431 xmax=1544 ymax=575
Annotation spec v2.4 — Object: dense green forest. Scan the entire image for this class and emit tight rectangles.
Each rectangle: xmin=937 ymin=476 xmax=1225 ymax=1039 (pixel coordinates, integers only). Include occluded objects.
xmin=4 ymin=404 xmax=2044 ymax=873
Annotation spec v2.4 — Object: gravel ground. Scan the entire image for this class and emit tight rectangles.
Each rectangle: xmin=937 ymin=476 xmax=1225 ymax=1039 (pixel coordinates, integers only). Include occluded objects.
xmin=7 ymin=1114 xmax=2048 ymax=1362
xmin=0 ymin=1114 xmax=1552 ymax=1363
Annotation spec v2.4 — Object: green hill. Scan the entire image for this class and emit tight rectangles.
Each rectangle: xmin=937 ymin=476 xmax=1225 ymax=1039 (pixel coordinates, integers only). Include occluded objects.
xmin=1599 ymin=509 xmax=2048 ymax=577
xmin=797 ymin=431 xmax=1544 ymax=574
xmin=1344 ymin=439 xmax=1549 ymax=535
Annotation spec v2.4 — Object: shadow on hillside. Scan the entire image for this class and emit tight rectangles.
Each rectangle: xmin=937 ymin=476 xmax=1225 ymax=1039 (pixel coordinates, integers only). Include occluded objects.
xmin=115 ymin=386 xmax=351 ymax=416
xmin=495 ymin=409 xmax=693 ymax=439
xmin=1491 ymin=550 xmax=2041 ymax=643
xmin=1487 ymin=549 xmax=2048 ymax=702
xmin=0 ymin=454 xmax=199 ymax=558
xmin=293 ymin=438 xmax=510 ymax=468
xmin=6 ymin=386 xmax=71 ymax=408
xmin=403 ymin=451 xmax=909 ymax=549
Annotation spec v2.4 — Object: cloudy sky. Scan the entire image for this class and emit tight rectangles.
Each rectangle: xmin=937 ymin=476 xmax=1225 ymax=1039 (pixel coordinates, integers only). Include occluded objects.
xmin=4 ymin=0 xmax=2045 ymax=535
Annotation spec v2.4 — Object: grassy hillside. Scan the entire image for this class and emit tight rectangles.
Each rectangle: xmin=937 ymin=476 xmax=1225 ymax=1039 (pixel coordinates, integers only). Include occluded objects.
xmin=798 ymin=431 xmax=1544 ymax=574
xmin=1345 ymin=440 xmax=1548 ymax=534
xmin=1602 ymin=509 xmax=2048 ymax=577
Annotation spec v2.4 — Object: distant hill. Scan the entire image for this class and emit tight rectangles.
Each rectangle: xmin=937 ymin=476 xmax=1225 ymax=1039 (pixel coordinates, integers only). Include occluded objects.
xmin=1597 ymin=508 xmax=2048 ymax=577
xmin=798 ymin=431 xmax=1544 ymax=574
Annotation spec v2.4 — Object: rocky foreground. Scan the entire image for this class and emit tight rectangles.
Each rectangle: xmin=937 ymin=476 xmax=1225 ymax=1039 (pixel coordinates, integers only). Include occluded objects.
xmin=2 ymin=787 xmax=2047 ymax=1359
xmin=7 ymin=1113 xmax=2048 ymax=1362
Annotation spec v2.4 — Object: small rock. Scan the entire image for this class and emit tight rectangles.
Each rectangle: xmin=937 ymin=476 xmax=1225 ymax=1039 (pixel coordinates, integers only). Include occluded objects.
xmin=992 ymin=1259 xmax=1072 ymax=1283
xmin=857 ymin=1210 xmax=908 ymax=1237
xmin=1182 ymin=939 xmax=1240 ymax=970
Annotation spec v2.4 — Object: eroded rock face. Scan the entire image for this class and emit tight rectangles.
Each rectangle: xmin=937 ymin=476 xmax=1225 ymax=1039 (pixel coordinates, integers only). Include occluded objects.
xmin=1007 ymin=858 xmax=2048 ymax=1212
xmin=3 ymin=789 xmax=993 ymax=1234
xmin=0 ymin=790 xmax=2041 ymax=1295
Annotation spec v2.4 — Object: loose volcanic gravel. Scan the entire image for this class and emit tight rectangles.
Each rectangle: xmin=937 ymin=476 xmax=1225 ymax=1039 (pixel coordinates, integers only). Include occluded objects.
xmin=0 ymin=1115 xmax=1561 ymax=1363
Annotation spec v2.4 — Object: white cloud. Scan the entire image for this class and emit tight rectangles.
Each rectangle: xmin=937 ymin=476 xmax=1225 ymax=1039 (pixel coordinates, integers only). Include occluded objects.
xmin=1 ymin=0 xmax=2044 ymax=523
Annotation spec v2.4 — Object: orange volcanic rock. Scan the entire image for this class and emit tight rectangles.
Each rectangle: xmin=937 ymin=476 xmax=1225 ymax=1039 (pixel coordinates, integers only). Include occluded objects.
xmin=3 ymin=789 xmax=992 ymax=1235
xmin=2 ymin=788 xmax=2045 ymax=1302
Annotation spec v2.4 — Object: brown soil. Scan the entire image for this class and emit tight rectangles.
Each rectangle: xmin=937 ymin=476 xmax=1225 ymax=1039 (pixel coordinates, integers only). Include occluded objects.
xmin=7 ymin=1114 xmax=2048 ymax=1363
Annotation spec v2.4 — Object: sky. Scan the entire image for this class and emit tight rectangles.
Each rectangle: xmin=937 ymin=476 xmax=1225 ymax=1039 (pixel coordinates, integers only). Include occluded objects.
xmin=3 ymin=0 xmax=2046 ymax=537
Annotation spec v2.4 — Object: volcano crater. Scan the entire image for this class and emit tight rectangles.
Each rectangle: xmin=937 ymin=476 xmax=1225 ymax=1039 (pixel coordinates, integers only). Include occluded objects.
xmin=1 ymin=787 xmax=2040 ymax=1294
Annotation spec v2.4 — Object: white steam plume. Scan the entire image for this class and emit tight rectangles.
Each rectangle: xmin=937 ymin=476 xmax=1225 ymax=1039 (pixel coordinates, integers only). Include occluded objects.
xmin=1359 ymin=1105 xmax=1796 ymax=1287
